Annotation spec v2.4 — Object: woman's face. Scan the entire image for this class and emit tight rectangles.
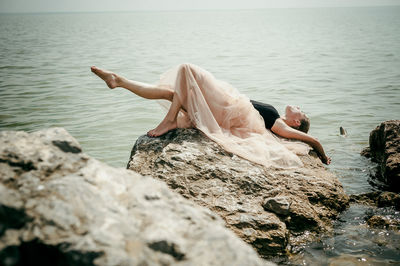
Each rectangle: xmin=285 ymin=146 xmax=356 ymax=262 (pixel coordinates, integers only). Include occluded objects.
xmin=285 ymin=105 xmax=306 ymax=125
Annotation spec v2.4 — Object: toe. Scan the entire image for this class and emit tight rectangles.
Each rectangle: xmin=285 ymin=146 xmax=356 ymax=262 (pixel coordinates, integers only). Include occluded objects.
xmin=91 ymin=66 xmax=99 ymax=73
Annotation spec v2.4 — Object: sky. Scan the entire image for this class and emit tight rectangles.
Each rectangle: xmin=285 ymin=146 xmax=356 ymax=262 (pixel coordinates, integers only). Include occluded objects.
xmin=1 ymin=0 xmax=400 ymax=13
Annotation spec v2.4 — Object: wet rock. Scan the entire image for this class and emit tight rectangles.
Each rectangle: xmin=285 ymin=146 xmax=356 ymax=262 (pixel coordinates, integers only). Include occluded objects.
xmin=339 ymin=126 xmax=347 ymax=136
xmin=377 ymin=191 xmax=400 ymax=209
xmin=361 ymin=120 xmax=400 ymax=191
xmin=0 ymin=128 xmax=270 ymax=266
xmin=366 ymin=215 xmax=400 ymax=231
xmin=127 ymin=129 xmax=350 ymax=257
xmin=350 ymin=191 xmax=400 ymax=210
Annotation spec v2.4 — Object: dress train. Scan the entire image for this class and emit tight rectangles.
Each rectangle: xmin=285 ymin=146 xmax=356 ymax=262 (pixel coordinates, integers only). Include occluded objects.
xmin=156 ymin=63 xmax=310 ymax=168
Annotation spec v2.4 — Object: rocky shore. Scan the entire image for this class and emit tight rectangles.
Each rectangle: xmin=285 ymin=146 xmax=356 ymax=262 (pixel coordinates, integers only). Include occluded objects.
xmin=127 ymin=128 xmax=350 ymax=257
xmin=0 ymin=128 xmax=270 ymax=266
xmin=3 ymin=121 xmax=397 ymax=265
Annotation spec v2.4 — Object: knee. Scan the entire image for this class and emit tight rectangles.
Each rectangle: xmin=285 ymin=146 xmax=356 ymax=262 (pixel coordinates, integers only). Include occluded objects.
xmin=178 ymin=63 xmax=196 ymax=75
xmin=178 ymin=63 xmax=202 ymax=83
xmin=178 ymin=63 xmax=192 ymax=69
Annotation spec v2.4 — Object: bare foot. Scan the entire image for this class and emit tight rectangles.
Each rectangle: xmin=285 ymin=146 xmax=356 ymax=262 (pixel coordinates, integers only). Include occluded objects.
xmin=90 ymin=66 xmax=120 ymax=89
xmin=147 ymin=119 xmax=177 ymax=137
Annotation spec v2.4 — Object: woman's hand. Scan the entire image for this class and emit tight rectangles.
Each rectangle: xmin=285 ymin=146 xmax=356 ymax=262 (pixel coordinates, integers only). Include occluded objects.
xmin=320 ymin=154 xmax=331 ymax=165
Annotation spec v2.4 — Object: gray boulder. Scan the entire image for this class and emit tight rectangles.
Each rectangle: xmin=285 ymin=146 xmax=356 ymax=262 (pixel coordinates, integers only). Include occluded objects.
xmin=127 ymin=129 xmax=350 ymax=257
xmin=0 ymin=128 xmax=270 ymax=266
xmin=361 ymin=120 xmax=400 ymax=191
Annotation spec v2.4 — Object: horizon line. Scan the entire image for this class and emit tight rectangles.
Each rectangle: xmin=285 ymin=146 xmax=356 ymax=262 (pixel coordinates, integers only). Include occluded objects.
xmin=1 ymin=4 xmax=400 ymax=15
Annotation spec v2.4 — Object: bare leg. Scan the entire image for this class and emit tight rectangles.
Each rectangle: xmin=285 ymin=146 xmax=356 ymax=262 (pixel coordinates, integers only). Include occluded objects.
xmin=91 ymin=65 xmax=191 ymax=137
xmin=147 ymin=93 xmax=181 ymax=137
xmin=90 ymin=66 xmax=173 ymax=101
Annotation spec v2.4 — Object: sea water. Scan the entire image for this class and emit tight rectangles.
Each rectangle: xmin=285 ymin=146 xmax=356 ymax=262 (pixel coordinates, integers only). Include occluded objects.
xmin=1 ymin=7 xmax=399 ymax=264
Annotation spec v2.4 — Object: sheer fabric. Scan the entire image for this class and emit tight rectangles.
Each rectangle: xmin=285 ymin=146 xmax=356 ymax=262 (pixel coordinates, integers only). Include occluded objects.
xmin=156 ymin=63 xmax=310 ymax=169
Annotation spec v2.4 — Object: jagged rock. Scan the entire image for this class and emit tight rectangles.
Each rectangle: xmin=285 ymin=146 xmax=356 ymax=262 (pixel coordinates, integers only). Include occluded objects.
xmin=0 ymin=128 xmax=271 ymax=266
xmin=361 ymin=120 xmax=400 ymax=191
xmin=127 ymin=129 xmax=350 ymax=257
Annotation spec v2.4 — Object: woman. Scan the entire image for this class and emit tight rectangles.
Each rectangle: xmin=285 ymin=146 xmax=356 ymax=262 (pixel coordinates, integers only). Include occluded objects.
xmin=91 ymin=63 xmax=331 ymax=168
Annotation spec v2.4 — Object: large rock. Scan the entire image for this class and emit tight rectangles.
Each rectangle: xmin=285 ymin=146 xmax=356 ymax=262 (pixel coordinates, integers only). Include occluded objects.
xmin=0 ymin=128 xmax=270 ymax=266
xmin=361 ymin=120 xmax=400 ymax=191
xmin=127 ymin=129 xmax=350 ymax=257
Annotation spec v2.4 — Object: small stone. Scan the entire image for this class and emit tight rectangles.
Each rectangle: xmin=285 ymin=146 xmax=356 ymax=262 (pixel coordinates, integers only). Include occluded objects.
xmin=339 ymin=126 xmax=347 ymax=136
xmin=262 ymin=196 xmax=291 ymax=215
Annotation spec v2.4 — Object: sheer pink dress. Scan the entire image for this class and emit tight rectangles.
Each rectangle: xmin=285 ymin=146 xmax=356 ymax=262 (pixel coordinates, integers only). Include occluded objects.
xmin=157 ymin=63 xmax=310 ymax=168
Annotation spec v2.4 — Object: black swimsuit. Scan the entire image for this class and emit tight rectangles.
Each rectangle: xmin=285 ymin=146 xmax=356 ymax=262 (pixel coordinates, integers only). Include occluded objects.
xmin=250 ymin=100 xmax=280 ymax=130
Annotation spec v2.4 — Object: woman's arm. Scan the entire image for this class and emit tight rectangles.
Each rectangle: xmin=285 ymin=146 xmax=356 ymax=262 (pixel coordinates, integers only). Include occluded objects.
xmin=271 ymin=119 xmax=331 ymax=164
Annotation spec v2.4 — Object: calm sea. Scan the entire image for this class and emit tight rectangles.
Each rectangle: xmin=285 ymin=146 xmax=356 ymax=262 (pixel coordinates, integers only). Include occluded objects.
xmin=1 ymin=7 xmax=399 ymax=264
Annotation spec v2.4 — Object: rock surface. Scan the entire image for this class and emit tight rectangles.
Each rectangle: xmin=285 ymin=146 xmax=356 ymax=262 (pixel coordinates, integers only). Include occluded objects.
xmin=361 ymin=120 xmax=400 ymax=191
xmin=127 ymin=129 xmax=350 ymax=257
xmin=0 ymin=128 xmax=271 ymax=266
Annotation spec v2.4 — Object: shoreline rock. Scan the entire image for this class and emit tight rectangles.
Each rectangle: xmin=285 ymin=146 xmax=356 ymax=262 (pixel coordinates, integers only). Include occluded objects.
xmin=361 ymin=120 xmax=400 ymax=191
xmin=0 ymin=128 xmax=270 ymax=266
xmin=127 ymin=128 xmax=350 ymax=258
